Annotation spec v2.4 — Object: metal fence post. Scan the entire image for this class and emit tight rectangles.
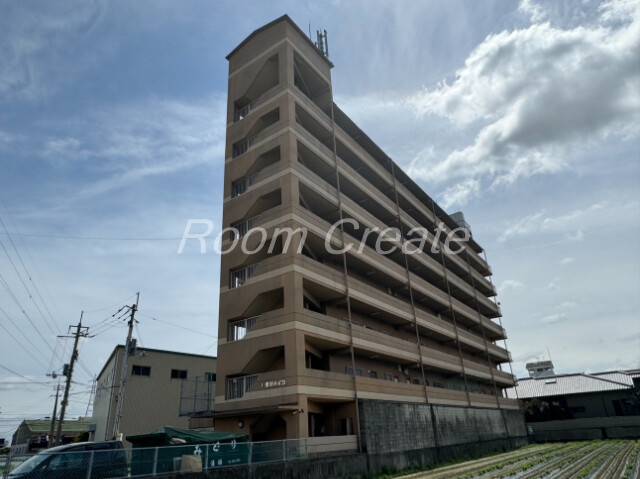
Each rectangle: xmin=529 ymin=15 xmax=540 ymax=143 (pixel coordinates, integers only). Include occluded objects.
xmin=86 ymin=451 xmax=94 ymax=479
xmin=152 ymin=447 xmax=158 ymax=476
xmin=204 ymin=443 xmax=208 ymax=470
xmin=283 ymin=439 xmax=286 ymax=462
xmin=248 ymin=441 xmax=253 ymax=465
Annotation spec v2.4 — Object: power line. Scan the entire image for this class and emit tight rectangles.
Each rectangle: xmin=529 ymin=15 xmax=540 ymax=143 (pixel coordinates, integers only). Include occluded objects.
xmin=0 ymin=363 xmax=52 ymax=385
xmin=83 ymin=295 xmax=138 ymax=314
xmin=0 ymin=236 xmax=59 ymax=337
xmin=137 ymin=312 xmax=218 ymax=339
xmin=0 ymin=232 xmax=184 ymax=241
xmin=0 ymin=213 xmax=62 ymax=335
xmin=87 ymin=306 xmax=127 ymax=329
xmin=0 ymin=304 xmax=52 ymax=368
xmin=0 ymin=272 xmax=55 ymax=355
xmin=0 ymin=198 xmax=66 ymax=337
xmin=0 ymin=320 xmax=49 ymax=370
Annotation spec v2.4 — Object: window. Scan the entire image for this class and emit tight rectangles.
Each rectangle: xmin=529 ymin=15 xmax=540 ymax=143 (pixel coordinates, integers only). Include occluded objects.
xmin=205 ymin=372 xmax=217 ymax=382
xmin=345 ymin=366 xmax=363 ymax=376
xmin=385 ymin=372 xmax=394 ymax=381
xmin=132 ymin=365 xmax=150 ymax=376
xmin=412 ymin=378 xmax=420 ymax=385
xmin=369 ymin=371 xmax=378 ymax=379
xmin=433 ymin=381 xmax=444 ymax=388
xmin=171 ymin=369 xmax=187 ymax=379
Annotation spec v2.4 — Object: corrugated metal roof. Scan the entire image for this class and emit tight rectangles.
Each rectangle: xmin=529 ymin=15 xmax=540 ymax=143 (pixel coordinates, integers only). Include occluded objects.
xmin=23 ymin=418 xmax=92 ymax=434
xmin=505 ymin=371 xmax=634 ymax=399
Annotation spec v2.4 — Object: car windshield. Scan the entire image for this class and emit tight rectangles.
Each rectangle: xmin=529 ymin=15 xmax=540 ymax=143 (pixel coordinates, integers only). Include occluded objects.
xmin=9 ymin=452 xmax=51 ymax=474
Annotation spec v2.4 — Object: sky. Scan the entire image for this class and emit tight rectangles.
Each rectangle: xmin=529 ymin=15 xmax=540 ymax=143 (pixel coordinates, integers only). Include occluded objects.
xmin=0 ymin=0 xmax=638 ymax=443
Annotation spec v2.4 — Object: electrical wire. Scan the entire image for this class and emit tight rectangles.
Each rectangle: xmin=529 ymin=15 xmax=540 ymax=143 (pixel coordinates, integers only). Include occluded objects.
xmin=137 ymin=312 xmax=218 ymax=339
xmin=0 ymin=236 xmax=59 ymax=337
xmin=0 ymin=363 xmax=52 ymax=385
xmin=83 ymin=295 xmax=137 ymax=314
xmin=87 ymin=306 xmax=127 ymax=328
xmin=0 ymin=272 xmax=55 ymax=355
xmin=0 ymin=321 xmax=49 ymax=370
xmin=89 ymin=307 xmax=132 ymax=338
xmin=0 ymin=304 xmax=52 ymax=367
xmin=0 ymin=233 xmax=185 ymax=241
xmin=0 ymin=214 xmax=62 ymax=335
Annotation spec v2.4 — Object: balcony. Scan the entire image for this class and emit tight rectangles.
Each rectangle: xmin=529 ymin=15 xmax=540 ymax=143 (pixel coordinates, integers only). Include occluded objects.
xmin=230 ymin=216 xmax=260 ymax=240
xmin=227 ymin=316 xmax=260 ymax=341
xmin=234 ymin=101 xmax=256 ymax=122
xmin=231 ymin=174 xmax=257 ymax=197
xmin=226 ymin=374 xmax=259 ymax=400
xmin=229 ymin=263 xmax=261 ymax=289
xmin=231 ymin=108 xmax=280 ymax=158
xmin=232 ymin=135 xmax=257 ymax=158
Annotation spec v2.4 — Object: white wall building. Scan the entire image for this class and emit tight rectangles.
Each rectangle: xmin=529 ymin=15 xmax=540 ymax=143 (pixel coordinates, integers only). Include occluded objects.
xmin=91 ymin=345 xmax=216 ymax=446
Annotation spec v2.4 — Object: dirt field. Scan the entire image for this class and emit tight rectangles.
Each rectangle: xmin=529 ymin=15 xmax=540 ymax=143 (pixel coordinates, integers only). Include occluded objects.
xmin=401 ymin=440 xmax=639 ymax=479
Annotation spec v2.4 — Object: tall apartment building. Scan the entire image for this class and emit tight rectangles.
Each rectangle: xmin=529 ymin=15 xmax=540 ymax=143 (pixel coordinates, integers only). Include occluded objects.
xmin=213 ymin=15 xmax=519 ymax=444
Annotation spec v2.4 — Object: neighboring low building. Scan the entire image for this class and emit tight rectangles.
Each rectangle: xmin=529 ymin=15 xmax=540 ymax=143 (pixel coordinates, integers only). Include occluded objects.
xmin=91 ymin=345 xmax=216 ymax=447
xmin=11 ymin=418 xmax=91 ymax=454
xmin=506 ymin=367 xmax=640 ymax=440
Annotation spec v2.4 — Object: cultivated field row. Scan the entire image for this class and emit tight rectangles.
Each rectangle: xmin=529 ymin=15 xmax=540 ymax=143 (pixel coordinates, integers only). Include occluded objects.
xmin=402 ymin=440 xmax=640 ymax=479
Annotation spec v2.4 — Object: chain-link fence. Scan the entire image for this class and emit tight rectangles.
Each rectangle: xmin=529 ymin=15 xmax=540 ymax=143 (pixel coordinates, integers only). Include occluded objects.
xmin=2 ymin=438 xmax=310 ymax=478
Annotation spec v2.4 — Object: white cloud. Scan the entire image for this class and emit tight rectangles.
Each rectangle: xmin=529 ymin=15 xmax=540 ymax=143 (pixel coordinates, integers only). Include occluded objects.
xmin=0 ymin=1 xmax=108 ymax=100
xmin=519 ymin=0 xmax=547 ymax=23
xmin=406 ymin=0 xmax=640 ymax=204
xmin=438 ymin=179 xmax=480 ymax=209
xmin=498 ymin=201 xmax=638 ymax=242
xmin=546 ymin=278 xmax=560 ymax=290
xmin=498 ymin=279 xmax=524 ymax=292
xmin=37 ymin=95 xmax=226 ymax=203
xmin=540 ymin=313 xmax=567 ymax=324
xmin=559 ymin=257 xmax=574 ymax=265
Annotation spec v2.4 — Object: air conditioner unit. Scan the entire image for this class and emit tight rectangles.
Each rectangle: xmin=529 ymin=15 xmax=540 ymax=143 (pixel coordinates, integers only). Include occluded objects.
xmin=403 ymin=369 xmax=409 ymax=375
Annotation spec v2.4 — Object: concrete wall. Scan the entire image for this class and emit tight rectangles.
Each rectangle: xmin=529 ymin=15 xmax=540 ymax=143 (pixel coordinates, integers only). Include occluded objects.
xmin=530 ymin=415 xmax=640 ymax=441
xmin=358 ymin=399 xmax=527 ymax=455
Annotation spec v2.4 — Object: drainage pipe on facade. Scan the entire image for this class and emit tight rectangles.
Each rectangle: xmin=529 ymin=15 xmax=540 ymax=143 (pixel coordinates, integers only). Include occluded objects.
xmin=429 ymin=200 xmax=472 ymax=407
xmin=328 ymin=94 xmax=362 ymax=452
xmin=462 ymin=249 xmax=502 ymax=406
xmin=389 ymin=161 xmax=430 ymax=405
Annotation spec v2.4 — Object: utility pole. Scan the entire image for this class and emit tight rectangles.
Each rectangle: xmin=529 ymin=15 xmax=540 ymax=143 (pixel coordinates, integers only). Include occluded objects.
xmin=85 ymin=375 xmax=97 ymax=418
xmin=56 ymin=312 xmax=89 ymax=447
xmin=112 ymin=293 xmax=139 ymax=441
xmin=47 ymin=380 xmax=61 ymax=448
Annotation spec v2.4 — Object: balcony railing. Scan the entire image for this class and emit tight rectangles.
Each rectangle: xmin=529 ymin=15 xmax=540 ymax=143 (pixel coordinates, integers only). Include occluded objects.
xmin=233 ymin=101 xmax=255 ymax=122
xmin=227 ymin=316 xmax=260 ymax=341
xmin=231 ymin=174 xmax=257 ymax=197
xmin=230 ymin=216 xmax=260 ymax=240
xmin=229 ymin=263 xmax=260 ymax=289
xmin=232 ymin=135 xmax=257 ymax=158
xmin=226 ymin=374 xmax=259 ymax=400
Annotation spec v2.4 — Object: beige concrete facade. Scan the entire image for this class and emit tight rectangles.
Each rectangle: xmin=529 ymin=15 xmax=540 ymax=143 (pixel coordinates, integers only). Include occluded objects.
xmin=91 ymin=345 xmax=216 ymax=447
xmin=213 ymin=15 xmax=517 ymax=443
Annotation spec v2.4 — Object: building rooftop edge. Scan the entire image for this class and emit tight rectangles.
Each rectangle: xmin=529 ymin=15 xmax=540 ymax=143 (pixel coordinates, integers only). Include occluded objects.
xmin=226 ymin=14 xmax=334 ymax=68
xmin=96 ymin=344 xmax=217 ymax=380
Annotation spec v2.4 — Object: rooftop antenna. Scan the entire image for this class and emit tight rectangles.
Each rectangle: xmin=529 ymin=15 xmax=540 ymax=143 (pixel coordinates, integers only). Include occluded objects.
xmin=547 ymin=346 xmax=553 ymax=363
xmin=316 ymin=29 xmax=329 ymax=58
